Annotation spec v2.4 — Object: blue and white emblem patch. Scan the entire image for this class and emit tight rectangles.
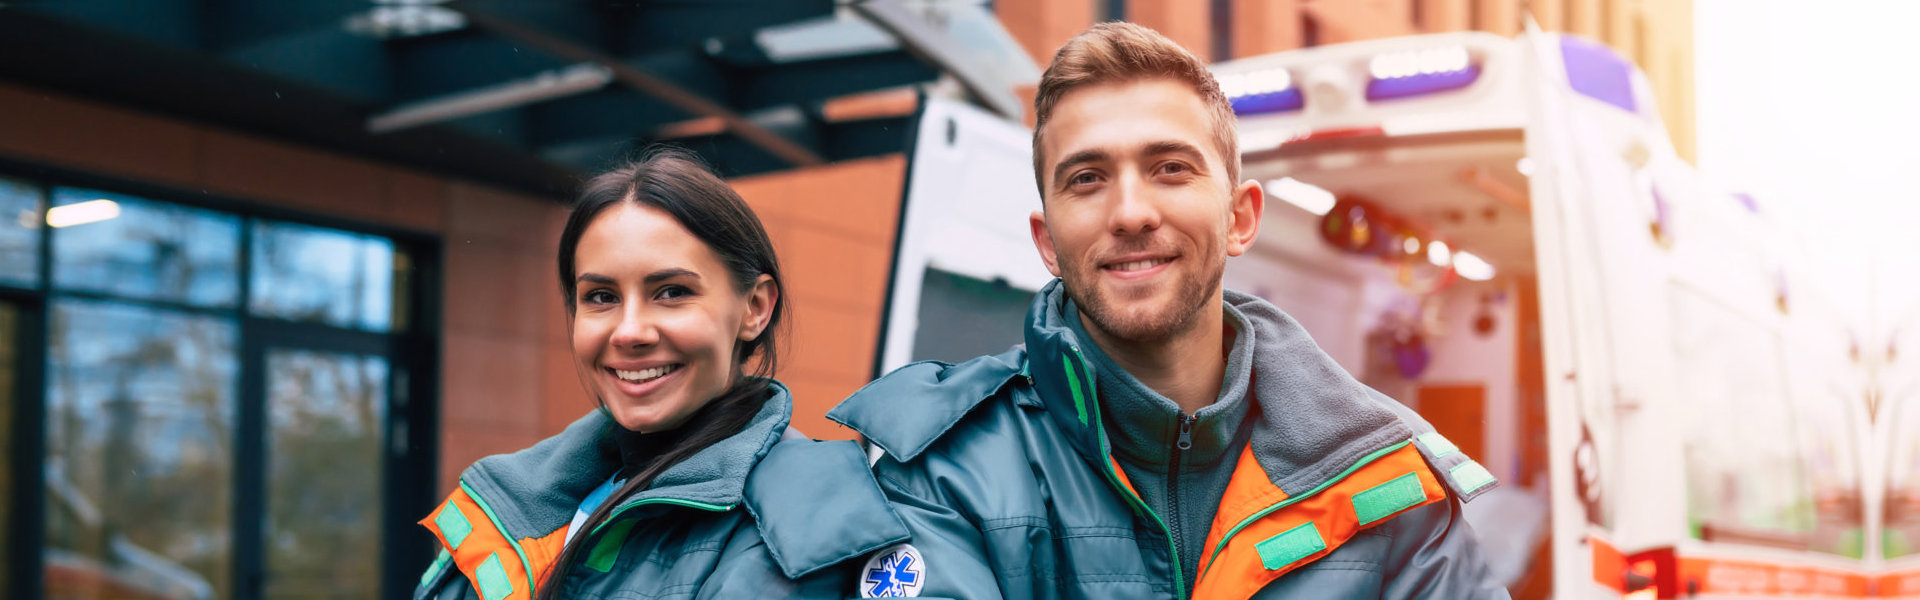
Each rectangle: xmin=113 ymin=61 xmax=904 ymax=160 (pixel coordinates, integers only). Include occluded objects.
xmin=860 ymin=543 xmax=925 ymax=598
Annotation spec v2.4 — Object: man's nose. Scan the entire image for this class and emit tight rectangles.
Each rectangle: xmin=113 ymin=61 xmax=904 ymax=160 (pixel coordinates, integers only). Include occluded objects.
xmin=1109 ymin=172 xmax=1162 ymax=236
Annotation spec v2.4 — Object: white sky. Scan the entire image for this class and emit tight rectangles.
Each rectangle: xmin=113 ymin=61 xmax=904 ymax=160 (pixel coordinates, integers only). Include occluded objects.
xmin=1695 ymin=0 xmax=1920 ymax=334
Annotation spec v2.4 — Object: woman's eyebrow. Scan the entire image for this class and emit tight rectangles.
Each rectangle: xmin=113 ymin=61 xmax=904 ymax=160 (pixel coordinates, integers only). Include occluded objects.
xmin=644 ymin=268 xmax=700 ymax=285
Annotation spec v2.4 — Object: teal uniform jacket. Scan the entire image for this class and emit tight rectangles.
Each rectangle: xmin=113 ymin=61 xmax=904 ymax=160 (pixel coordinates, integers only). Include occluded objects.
xmin=414 ymin=381 xmax=910 ymax=600
xmin=830 ymin=280 xmax=1509 ymax=599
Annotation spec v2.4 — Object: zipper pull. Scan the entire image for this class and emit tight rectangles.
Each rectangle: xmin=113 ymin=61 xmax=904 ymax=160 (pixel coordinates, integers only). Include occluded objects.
xmin=1176 ymin=415 xmax=1194 ymax=451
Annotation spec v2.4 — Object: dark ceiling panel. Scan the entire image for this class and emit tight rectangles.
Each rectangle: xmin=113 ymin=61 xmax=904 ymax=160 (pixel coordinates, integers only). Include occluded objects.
xmin=15 ymin=0 xmax=202 ymax=48
xmin=607 ymin=0 xmax=837 ymax=56
xmin=733 ymin=51 xmax=936 ymax=111
xmin=0 ymin=9 xmax=579 ymax=196
xmin=224 ymin=28 xmax=392 ymax=103
xmin=204 ymin=0 xmax=366 ymax=53
xmin=388 ymin=30 xmax=574 ymax=104
xmin=524 ymin=88 xmax=691 ymax=148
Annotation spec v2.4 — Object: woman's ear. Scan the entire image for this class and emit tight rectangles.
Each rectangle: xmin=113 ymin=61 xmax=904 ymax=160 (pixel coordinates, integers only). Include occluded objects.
xmin=738 ymin=274 xmax=778 ymax=341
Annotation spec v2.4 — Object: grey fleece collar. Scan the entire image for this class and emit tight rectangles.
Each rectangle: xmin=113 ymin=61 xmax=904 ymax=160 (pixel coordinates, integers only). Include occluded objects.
xmin=1224 ymin=289 xmax=1415 ymax=494
xmin=1026 ymin=281 xmax=1413 ymax=496
xmin=1064 ymin=298 xmax=1255 ymax=473
xmin=457 ymin=381 xmax=794 ymax=540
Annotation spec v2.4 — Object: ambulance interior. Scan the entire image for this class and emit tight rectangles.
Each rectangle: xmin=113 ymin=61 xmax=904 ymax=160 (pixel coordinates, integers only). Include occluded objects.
xmin=1226 ymin=129 xmax=1553 ymax=595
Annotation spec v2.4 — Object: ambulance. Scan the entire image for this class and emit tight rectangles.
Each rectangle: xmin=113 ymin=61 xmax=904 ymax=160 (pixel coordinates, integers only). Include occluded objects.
xmin=878 ymin=28 xmax=1910 ymax=599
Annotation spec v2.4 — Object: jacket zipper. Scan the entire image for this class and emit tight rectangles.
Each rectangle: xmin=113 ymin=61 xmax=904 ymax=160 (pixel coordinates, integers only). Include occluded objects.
xmin=1065 ymin=348 xmax=1188 ymax=599
xmin=1167 ymin=414 xmax=1196 ymax=587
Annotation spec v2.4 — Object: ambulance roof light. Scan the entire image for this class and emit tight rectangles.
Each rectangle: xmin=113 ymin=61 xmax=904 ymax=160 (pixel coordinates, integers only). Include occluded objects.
xmin=1220 ymin=68 xmax=1304 ymax=115
xmin=1366 ymin=45 xmax=1480 ymax=101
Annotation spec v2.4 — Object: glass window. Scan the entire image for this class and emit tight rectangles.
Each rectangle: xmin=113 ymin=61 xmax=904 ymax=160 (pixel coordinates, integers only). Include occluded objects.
xmin=264 ymin=348 xmax=388 ymax=599
xmin=46 ymin=299 xmax=234 ymax=600
xmin=910 ymin=268 xmax=1030 ymax=364
xmin=250 ymin=220 xmax=397 ymax=332
xmin=0 ymin=178 xmax=40 ymax=288
xmin=1672 ymin=287 xmax=1813 ymax=549
xmin=50 ymin=188 xmax=241 ymax=308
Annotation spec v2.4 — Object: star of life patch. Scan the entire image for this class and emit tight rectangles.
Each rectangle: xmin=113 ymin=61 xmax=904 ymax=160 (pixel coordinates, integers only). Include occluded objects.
xmin=859 ymin=543 xmax=925 ymax=598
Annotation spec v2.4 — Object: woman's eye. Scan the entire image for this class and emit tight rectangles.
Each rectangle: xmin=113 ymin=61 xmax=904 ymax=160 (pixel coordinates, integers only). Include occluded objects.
xmin=582 ymin=290 xmax=617 ymax=305
xmin=655 ymin=285 xmax=692 ymax=301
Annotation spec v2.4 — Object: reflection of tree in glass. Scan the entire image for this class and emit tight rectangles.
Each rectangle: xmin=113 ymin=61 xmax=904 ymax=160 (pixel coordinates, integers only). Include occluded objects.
xmin=265 ymin=350 xmax=386 ymax=599
xmin=50 ymin=190 xmax=240 ymax=307
xmin=252 ymin=222 xmax=393 ymax=332
xmin=48 ymin=301 xmax=234 ymax=600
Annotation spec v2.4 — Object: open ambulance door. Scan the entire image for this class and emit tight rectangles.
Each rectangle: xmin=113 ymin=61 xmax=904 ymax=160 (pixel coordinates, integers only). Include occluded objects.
xmin=1519 ymin=28 xmax=1693 ymax=599
xmin=875 ymin=96 xmax=1050 ymax=375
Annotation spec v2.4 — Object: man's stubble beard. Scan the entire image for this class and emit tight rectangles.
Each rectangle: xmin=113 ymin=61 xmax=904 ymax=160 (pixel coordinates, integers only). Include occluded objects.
xmin=1063 ymin=249 xmax=1225 ymax=345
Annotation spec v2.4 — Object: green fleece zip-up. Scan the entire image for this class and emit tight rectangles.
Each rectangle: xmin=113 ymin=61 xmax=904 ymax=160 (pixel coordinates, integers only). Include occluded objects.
xmin=1064 ymin=299 xmax=1257 ymax=589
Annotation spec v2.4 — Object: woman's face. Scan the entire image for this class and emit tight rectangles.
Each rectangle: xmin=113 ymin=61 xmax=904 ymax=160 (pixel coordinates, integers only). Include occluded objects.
xmin=568 ymin=202 xmax=776 ymax=433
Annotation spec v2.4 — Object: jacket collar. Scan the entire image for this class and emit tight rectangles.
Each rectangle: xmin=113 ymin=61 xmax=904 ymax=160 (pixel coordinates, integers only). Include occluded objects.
xmin=456 ymin=380 xmax=794 ymax=541
xmin=1023 ymin=280 xmax=1413 ymax=496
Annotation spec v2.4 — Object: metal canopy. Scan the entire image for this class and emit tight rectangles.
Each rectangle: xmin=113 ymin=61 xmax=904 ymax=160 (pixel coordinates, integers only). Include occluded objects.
xmin=0 ymin=0 xmax=1035 ymax=197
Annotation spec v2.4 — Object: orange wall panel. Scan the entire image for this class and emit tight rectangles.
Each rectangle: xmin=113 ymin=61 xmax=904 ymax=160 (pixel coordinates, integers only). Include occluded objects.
xmin=0 ymin=83 xmax=199 ymax=188
xmin=730 ymin=156 xmax=906 ymax=439
xmin=1419 ymin=0 xmax=1473 ymax=33
xmin=1128 ymin=0 xmax=1213 ymax=60
xmin=1232 ymin=0 xmax=1303 ymax=58
xmin=995 ymin=0 xmax=1098 ymax=68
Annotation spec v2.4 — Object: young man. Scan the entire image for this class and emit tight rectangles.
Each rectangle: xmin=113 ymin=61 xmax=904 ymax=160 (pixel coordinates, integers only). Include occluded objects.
xmin=831 ymin=22 xmax=1508 ymax=599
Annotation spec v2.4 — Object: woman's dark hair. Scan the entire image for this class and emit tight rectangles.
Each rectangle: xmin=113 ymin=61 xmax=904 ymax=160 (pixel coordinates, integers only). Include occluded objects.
xmin=538 ymin=146 xmax=787 ymax=598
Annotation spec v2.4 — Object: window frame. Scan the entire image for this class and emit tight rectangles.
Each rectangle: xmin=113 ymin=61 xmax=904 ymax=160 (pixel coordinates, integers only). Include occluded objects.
xmin=0 ymin=158 xmax=443 ymax=600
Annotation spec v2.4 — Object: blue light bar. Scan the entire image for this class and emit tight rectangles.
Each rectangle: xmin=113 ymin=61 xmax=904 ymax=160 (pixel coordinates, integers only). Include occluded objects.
xmin=1366 ymin=65 xmax=1482 ymax=101
xmin=1231 ymin=88 xmax=1305 ymax=115
xmin=1560 ymin=36 xmax=1637 ymax=113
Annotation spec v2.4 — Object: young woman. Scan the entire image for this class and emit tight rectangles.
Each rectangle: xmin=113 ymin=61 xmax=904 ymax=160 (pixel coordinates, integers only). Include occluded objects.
xmin=415 ymin=148 xmax=909 ymax=600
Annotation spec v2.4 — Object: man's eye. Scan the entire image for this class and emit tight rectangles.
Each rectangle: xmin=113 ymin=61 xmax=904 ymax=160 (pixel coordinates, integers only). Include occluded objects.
xmin=1070 ymin=172 xmax=1099 ymax=186
xmin=1160 ymin=162 xmax=1189 ymax=175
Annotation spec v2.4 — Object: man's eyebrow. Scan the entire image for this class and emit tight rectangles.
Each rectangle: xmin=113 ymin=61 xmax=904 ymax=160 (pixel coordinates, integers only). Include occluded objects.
xmin=1142 ymin=140 xmax=1208 ymax=164
xmin=1050 ymin=148 xmax=1112 ymax=188
xmin=643 ymin=268 xmax=699 ymax=285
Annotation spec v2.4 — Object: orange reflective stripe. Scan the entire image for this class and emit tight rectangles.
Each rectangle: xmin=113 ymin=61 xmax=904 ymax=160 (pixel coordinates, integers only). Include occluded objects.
xmin=1191 ymin=443 xmax=1446 ymax=600
xmin=1195 ymin=445 xmax=1290 ymax=579
xmin=521 ymin=524 xmax=570 ymax=585
xmin=1108 ymin=456 xmax=1140 ymax=498
xmin=420 ymin=487 xmax=566 ymax=600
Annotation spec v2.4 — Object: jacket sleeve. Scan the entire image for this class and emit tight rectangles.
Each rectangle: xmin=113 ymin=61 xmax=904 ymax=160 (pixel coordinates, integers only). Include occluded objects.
xmin=859 ymin=456 xmax=1007 ymax=600
xmin=1381 ymin=495 xmax=1512 ymax=599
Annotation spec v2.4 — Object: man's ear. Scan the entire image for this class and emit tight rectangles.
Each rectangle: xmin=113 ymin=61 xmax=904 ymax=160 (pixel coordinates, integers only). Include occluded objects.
xmin=1029 ymin=209 xmax=1063 ymax=277
xmin=1225 ymin=179 xmax=1264 ymax=257
xmin=738 ymin=274 xmax=778 ymax=341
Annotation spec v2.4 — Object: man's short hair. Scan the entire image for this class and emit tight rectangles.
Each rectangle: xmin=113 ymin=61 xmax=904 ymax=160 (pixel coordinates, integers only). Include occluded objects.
xmin=1031 ymin=21 xmax=1241 ymax=196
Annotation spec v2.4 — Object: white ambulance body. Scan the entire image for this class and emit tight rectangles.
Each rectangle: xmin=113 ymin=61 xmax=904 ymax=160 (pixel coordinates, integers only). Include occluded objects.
xmin=881 ymin=30 xmax=1894 ymax=599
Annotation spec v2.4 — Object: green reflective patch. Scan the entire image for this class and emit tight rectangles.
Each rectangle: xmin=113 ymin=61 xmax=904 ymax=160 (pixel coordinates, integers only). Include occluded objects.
xmin=1062 ymin=353 xmax=1088 ymax=425
xmin=436 ymin=502 xmax=473 ymax=550
xmin=1255 ymin=522 xmax=1327 ymax=570
xmin=585 ymin=519 xmax=638 ymax=573
xmin=420 ymin=550 xmax=452 ymax=588
xmin=1352 ymin=472 xmax=1428 ymax=525
xmin=1450 ymin=460 xmax=1497 ymax=494
xmin=476 ymin=554 xmax=514 ymax=600
xmin=1417 ymin=432 xmax=1459 ymax=458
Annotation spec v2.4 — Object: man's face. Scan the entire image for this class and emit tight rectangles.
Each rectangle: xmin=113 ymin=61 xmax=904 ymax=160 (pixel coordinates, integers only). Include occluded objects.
xmin=1031 ymin=78 xmax=1262 ymax=344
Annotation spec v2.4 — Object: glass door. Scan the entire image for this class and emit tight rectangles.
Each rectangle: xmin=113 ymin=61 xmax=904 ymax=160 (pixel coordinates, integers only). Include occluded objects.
xmin=256 ymin=344 xmax=390 ymax=600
